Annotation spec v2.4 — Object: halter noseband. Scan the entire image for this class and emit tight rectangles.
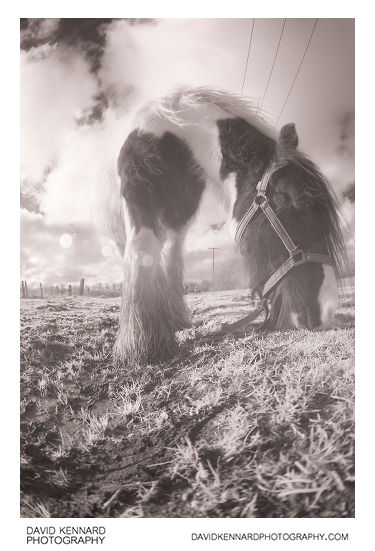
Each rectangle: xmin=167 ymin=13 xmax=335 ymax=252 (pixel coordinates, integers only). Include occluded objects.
xmin=234 ymin=162 xmax=333 ymax=299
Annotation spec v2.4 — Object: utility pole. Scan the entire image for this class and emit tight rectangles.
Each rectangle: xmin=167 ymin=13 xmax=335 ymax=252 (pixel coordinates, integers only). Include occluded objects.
xmin=208 ymin=248 xmax=219 ymax=291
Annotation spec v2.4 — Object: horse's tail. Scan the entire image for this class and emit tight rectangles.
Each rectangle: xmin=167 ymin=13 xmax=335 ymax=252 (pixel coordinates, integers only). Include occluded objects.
xmin=91 ymin=151 xmax=126 ymax=256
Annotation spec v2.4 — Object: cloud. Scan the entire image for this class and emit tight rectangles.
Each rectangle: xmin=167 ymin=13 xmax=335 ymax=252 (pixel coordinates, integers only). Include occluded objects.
xmin=20 ymin=19 xmax=118 ymax=73
xmin=98 ymin=19 xmax=252 ymax=112
xmin=20 ymin=19 xmax=61 ymax=50
xmin=210 ymin=222 xmax=226 ymax=231
xmin=317 ymin=111 xmax=355 ymax=225
xmin=184 ymin=244 xmax=247 ymax=289
xmin=21 ymin=45 xmax=99 ymax=184
xmin=343 ymin=183 xmax=355 ymax=203
xmin=336 ymin=111 xmax=354 ymax=159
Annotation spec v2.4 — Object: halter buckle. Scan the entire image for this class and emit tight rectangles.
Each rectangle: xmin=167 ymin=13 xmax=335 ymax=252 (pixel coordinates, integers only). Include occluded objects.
xmin=291 ymin=250 xmax=303 ymax=263
xmin=255 ymin=194 xmax=266 ymax=205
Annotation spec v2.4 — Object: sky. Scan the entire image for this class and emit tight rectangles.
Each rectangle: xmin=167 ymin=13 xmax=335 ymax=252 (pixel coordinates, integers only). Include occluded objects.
xmin=20 ymin=18 xmax=355 ymax=288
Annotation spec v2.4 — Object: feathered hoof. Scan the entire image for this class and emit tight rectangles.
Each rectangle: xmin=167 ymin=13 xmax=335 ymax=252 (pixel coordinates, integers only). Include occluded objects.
xmin=113 ymin=331 xmax=177 ymax=365
xmin=175 ymin=316 xmax=192 ymax=331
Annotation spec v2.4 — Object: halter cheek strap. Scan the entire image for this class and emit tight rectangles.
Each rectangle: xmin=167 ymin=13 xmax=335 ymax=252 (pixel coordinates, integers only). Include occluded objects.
xmin=234 ymin=162 xmax=332 ymax=298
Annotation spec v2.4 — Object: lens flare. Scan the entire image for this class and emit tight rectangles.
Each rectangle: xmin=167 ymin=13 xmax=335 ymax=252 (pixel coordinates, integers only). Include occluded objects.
xmin=59 ymin=233 xmax=73 ymax=248
xmin=102 ymin=244 xmax=113 ymax=257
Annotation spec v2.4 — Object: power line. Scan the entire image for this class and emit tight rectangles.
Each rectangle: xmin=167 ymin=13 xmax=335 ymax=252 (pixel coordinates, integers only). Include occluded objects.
xmin=240 ymin=19 xmax=255 ymax=96
xmin=275 ymin=19 xmax=318 ymax=126
xmin=258 ymin=19 xmax=286 ymax=113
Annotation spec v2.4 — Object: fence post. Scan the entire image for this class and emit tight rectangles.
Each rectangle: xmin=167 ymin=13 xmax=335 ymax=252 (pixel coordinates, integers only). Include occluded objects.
xmin=21 ymin=281 xmax=26 ymax=298
xmin=40 ymin=283 xmax=43 ymax=298
xmin=79 ymin=278 xmax=85 ymax=296
xmin=24 ymin=281 xmax=28 ymax=298
xmin=68 ymin=284 xmax=72 ymax=296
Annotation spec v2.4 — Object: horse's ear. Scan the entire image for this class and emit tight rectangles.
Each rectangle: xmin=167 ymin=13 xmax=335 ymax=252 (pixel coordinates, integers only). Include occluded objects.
xmin=276 ymin=123 xmax=299 ymax=158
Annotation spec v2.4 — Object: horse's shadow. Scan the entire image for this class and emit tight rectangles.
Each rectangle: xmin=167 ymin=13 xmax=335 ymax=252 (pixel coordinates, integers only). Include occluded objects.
xmin=175 ymin=303 xmax=355 ymax=367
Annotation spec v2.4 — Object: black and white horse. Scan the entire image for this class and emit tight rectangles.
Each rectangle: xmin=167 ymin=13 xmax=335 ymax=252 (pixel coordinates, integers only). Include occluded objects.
xmin=96 ymin=88 xmax=345 ymax=363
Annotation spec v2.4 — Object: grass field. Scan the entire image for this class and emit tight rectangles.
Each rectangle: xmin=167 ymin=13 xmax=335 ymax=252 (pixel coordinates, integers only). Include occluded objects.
xmin=20 ymin=287 xmax=354 ymax=518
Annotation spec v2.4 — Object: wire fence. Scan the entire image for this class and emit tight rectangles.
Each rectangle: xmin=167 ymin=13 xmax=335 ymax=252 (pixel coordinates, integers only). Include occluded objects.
xmin=20 ymin=279 xmax=123 ymax=299
xmin=20 ymin=277 xmax=354 ymax=300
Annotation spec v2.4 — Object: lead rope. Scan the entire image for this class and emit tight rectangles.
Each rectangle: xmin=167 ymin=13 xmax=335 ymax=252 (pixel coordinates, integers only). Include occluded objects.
xmin=251 ymin=289 xmax=271 ymax=329
xmin=217 ymin=292 xmax=270 ymax=336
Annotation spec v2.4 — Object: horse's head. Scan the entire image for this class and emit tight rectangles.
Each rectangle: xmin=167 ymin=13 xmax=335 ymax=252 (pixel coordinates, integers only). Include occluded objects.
xmin=239 ymin=123 xmax=345 ymax=330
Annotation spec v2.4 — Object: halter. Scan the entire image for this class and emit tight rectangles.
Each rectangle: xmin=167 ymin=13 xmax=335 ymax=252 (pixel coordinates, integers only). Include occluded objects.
xmin=234 ymin=161 xmax=333 ymax=300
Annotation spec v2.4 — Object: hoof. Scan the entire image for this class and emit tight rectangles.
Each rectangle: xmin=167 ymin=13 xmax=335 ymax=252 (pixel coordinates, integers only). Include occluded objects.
xmin=114 ymin=333 xmax=177 ymax=365
xmin=175 ymin=318 xmax=192 ymax=331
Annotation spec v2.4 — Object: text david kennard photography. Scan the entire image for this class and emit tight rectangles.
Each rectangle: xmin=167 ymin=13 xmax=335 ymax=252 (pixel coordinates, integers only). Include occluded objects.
xmin=26 ymin=526 xmax=106 ymax=545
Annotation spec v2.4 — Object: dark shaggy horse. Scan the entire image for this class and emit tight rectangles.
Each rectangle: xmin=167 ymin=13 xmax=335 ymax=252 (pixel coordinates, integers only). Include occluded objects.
xmin=96 ymin=88 xmax=345 ymax=364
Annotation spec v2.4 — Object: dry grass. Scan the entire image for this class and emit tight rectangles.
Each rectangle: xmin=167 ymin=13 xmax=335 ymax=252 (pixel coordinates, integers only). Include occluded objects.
xmin=20 ymin=287 xmax=354 ymax=518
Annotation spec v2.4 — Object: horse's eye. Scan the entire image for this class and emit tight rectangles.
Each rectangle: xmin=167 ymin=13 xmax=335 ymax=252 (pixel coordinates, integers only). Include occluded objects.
xmin=296 ymin=198 xmax=312 ymax=211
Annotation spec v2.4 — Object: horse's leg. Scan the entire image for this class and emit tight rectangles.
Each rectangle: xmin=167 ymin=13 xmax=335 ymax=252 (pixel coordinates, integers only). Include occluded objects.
xmin=115 ymin=129 xmax=205 ymax=363
xmin=162 ymin=228 xmax=191 ymax=330
xmin=114 ymin=222 xmax=179 ymax=364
